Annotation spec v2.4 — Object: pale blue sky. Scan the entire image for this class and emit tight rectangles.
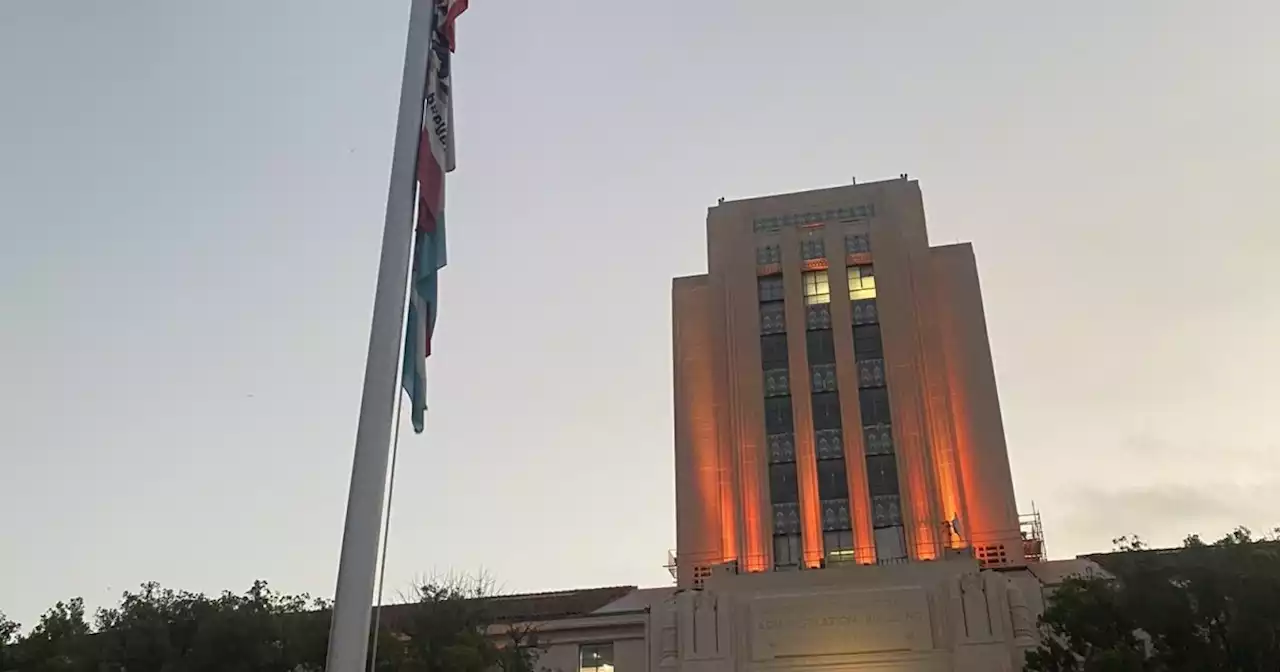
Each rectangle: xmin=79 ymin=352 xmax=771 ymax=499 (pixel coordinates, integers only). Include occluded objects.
xmin=2 ymin=0 xmax=1278 ymax=627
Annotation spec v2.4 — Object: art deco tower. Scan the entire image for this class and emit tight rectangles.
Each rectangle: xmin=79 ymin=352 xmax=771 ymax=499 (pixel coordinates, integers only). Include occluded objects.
xmin=673 ymin=177 xmax=1023 ymax=587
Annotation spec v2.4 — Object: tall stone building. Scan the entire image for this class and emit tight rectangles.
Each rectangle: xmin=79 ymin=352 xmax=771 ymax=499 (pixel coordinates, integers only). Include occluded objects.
xmin=673 ymin=177 xmax=1023 ymax=585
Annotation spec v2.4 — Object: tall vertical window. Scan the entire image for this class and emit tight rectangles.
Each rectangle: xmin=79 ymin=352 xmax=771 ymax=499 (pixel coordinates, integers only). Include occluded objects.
xmin=579 ymin=643 xmax=614 ymax=672
xmin=764 ymin=397 xmax=795 ymax=434
xmin=758 ymin=274 xmax=785 ymax=302
xmin=760 ymin=333 xmax=790 ymax=370
xmin=852 ymin=324 xmax=884 ymax=360
xmin=802 ymin=270 xmax=830 ymax=305
xmin=805 ymin=329 xmax=835 ymax=364
xmin=825 ymin=529 xmax=855 ymax=560
xmin=769 ymin=462 xmax=799 ymax=503
xmin=811 ymin=392 xmax=843 ymax=431
xmin=848 ymin=265 xmax=876 ymax=300
xmin=774 ymin=533 xmax=802 ymax=567
xmin=816 ymin=459 xmax=849 ymax=500
xmin=859 ymin=387 xmax=893 ymax=425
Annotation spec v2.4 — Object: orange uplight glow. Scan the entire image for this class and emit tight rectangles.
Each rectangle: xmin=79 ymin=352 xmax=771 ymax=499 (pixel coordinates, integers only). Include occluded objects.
xmin=903 ymin=439 xmax=939 ymax=562
xmin=800 ymin=453 xmax=822 ymax=569
xmin=740 ymin=453 xmax=766 ymax=572
xmin=676 ymin=282 xmax=737 ymax=571
xmin=926 ymin=395 xmax=967 ymax=550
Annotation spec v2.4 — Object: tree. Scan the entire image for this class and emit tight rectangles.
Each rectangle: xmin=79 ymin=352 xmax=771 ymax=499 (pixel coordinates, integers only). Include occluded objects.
xmin=91 ymin=580 xmax=330 ymax=672
xmin=0 ymin=610 xmax=21 ymax=671
xmin=5 ymin=598 xmax=93 ymax=672
xmin=1025 ymin=526 xmax=1280 ymax=671
xmin=2 ymin=574 xmax=542 ymax=672
xmin=374 ymin=574 xmax=547 ymax=672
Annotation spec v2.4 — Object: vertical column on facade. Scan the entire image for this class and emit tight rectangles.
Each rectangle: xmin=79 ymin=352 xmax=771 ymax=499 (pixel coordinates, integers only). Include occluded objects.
xmin=672 ymin=276 xmax=731 ymax=586
xmin=791 ymin=224 xmax=858 ymax=567
xmin=848 ymin=223 xmax=916 ymax=564
xmin=779 ymin=225 xmax=822 ymax=569
xmin=912 ymin=255 xmax=970 ymax=552
xmin=826 ymin=223 xmax=876 ymax=564
xmin=711 ymin=206 xmax=770 ymax=572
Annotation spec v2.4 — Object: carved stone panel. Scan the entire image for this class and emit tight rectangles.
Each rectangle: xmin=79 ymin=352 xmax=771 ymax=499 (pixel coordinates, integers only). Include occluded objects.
xmin=749 ymin=588 xmax=933 ymax=660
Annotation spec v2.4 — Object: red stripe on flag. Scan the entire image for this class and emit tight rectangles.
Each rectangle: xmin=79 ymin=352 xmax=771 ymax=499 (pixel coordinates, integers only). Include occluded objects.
xmin=444 ymin=0 xmax=468 ymax=52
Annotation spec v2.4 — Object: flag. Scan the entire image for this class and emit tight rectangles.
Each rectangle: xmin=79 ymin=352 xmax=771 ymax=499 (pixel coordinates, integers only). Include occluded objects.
xmin=403 ymin=0 xmax=467 ymax=434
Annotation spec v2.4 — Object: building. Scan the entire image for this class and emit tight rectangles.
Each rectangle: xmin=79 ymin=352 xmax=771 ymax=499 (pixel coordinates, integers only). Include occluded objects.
xmin=447 ymin=178 xmax=1091 ymax=671
xmin=673 ymin=176 xmax=1023 ymax=584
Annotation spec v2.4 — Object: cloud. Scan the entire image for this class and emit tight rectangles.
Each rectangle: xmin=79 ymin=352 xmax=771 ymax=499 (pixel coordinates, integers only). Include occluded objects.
xmin=1053 ymin=481 xmax=1280 ymax=556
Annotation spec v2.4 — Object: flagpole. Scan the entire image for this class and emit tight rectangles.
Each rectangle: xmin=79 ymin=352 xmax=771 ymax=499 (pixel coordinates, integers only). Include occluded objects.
xmin=325 ymin=1 xmax=435 ymax=670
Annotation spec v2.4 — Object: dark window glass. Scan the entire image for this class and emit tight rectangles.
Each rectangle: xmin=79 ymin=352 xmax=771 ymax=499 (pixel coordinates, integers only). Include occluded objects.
xmin=817 ymin=459 xmax=849 ymax=500
xmin=764 ymin=396 xmax=794 ymax=434
xmin=853 ymin=324 xmax=883 ymax=361
xmin=866 ymin=454 xmax=900 ymax=497
xmin=812 ymin=392 xmax=842 ymax=431
xmin=805 ymin=329 xmax=835 ymax=364
xmin=824 ymin=530 xmax=854 ymax=557
xmin=774 ymin=534 xmax=802 ymax=566
xmin=758 ymin=275 xmax=785 ymax=302
xmin=769 ymin=462 xmax=799 ymax=503
xmin=760 ymin=333 xmax=790 ymax=370
xmin=859 ymin=387 xmax=892 ymax=425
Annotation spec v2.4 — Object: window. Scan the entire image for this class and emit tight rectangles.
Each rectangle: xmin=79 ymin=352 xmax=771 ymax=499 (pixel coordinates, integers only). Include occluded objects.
xmin=817 ymin=459 xmax=849 ymax=499
xmin=802 ymin=270 xmax=830 ymax=305
xmin=758 ymin=275 xmax=785 ymax=302
xmin=805 ymin=329 xmax=835 ymax=364
xmin=579 ymin=643 xmax=614 ymax=672
xmin=774 ymin=533 xmax=802 ymax=567
xmin=874 ymin=525 xmax=908 ymax=562
xmin=811 ymin=391 xmax=842 ymax=431
xmin=825 ymin=529 xmax=855 ymax=560
xmin=859 ymin=386 xmax=892 ymax=425
xmin=756 ymin=243 xmax=781 ymax=265
xmin=801 ymin=233 xmax=826 ymax=260
xmin=845 ymin=232 xmax=870 ymax=254
xmin=769 ymin=462 xmax=799 ymax=503
xmin=764 ymin=396 xmax=795 ymax=434
xmin=760 ymin=301 xmax=786 ymax=334
xmin=848 ymin=265 xmax=876 ymax=300
xmin=760 ymin=333 xmax=790 ymax=369
xmin=852 ymin=324 xmax=883 ymax=361
xmin=866 ymin=454 xmax=900 ymax=497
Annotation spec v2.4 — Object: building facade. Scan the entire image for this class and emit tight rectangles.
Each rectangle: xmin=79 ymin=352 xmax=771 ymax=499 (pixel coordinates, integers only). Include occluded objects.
xmin=492 ymin=559 xmax=1098 ymax=672
xmin=673 ymin=177 xmax=1023 ymax=586
xmin=422 ymin=177 xmax=1086 ymax=672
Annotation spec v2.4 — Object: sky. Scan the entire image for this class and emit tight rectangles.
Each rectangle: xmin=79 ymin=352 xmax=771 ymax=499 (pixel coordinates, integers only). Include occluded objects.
xmin=1 ymin=0 xmax=1278 ymax=628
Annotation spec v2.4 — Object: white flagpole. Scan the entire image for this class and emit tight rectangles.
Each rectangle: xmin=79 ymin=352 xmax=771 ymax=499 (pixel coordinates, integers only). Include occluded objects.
xmin=324 ymin=1 xmax=435 ymax=670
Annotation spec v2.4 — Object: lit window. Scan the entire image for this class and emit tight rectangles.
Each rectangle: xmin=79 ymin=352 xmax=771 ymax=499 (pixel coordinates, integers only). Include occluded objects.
xmin=825 ymin=530 xmax=855 ymax=561
xmin=848 ymin=265 xmax=876 ymax=300
xmin=580 ymin=643 xmax=614 ymax=672
xmin=802 ymin=270 xmax=830 ymax=305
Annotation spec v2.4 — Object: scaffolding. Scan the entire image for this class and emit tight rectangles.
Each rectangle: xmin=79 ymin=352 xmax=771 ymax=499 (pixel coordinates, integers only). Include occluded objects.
xmin=1019 ymin=504 xmax=1047 ymax=562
